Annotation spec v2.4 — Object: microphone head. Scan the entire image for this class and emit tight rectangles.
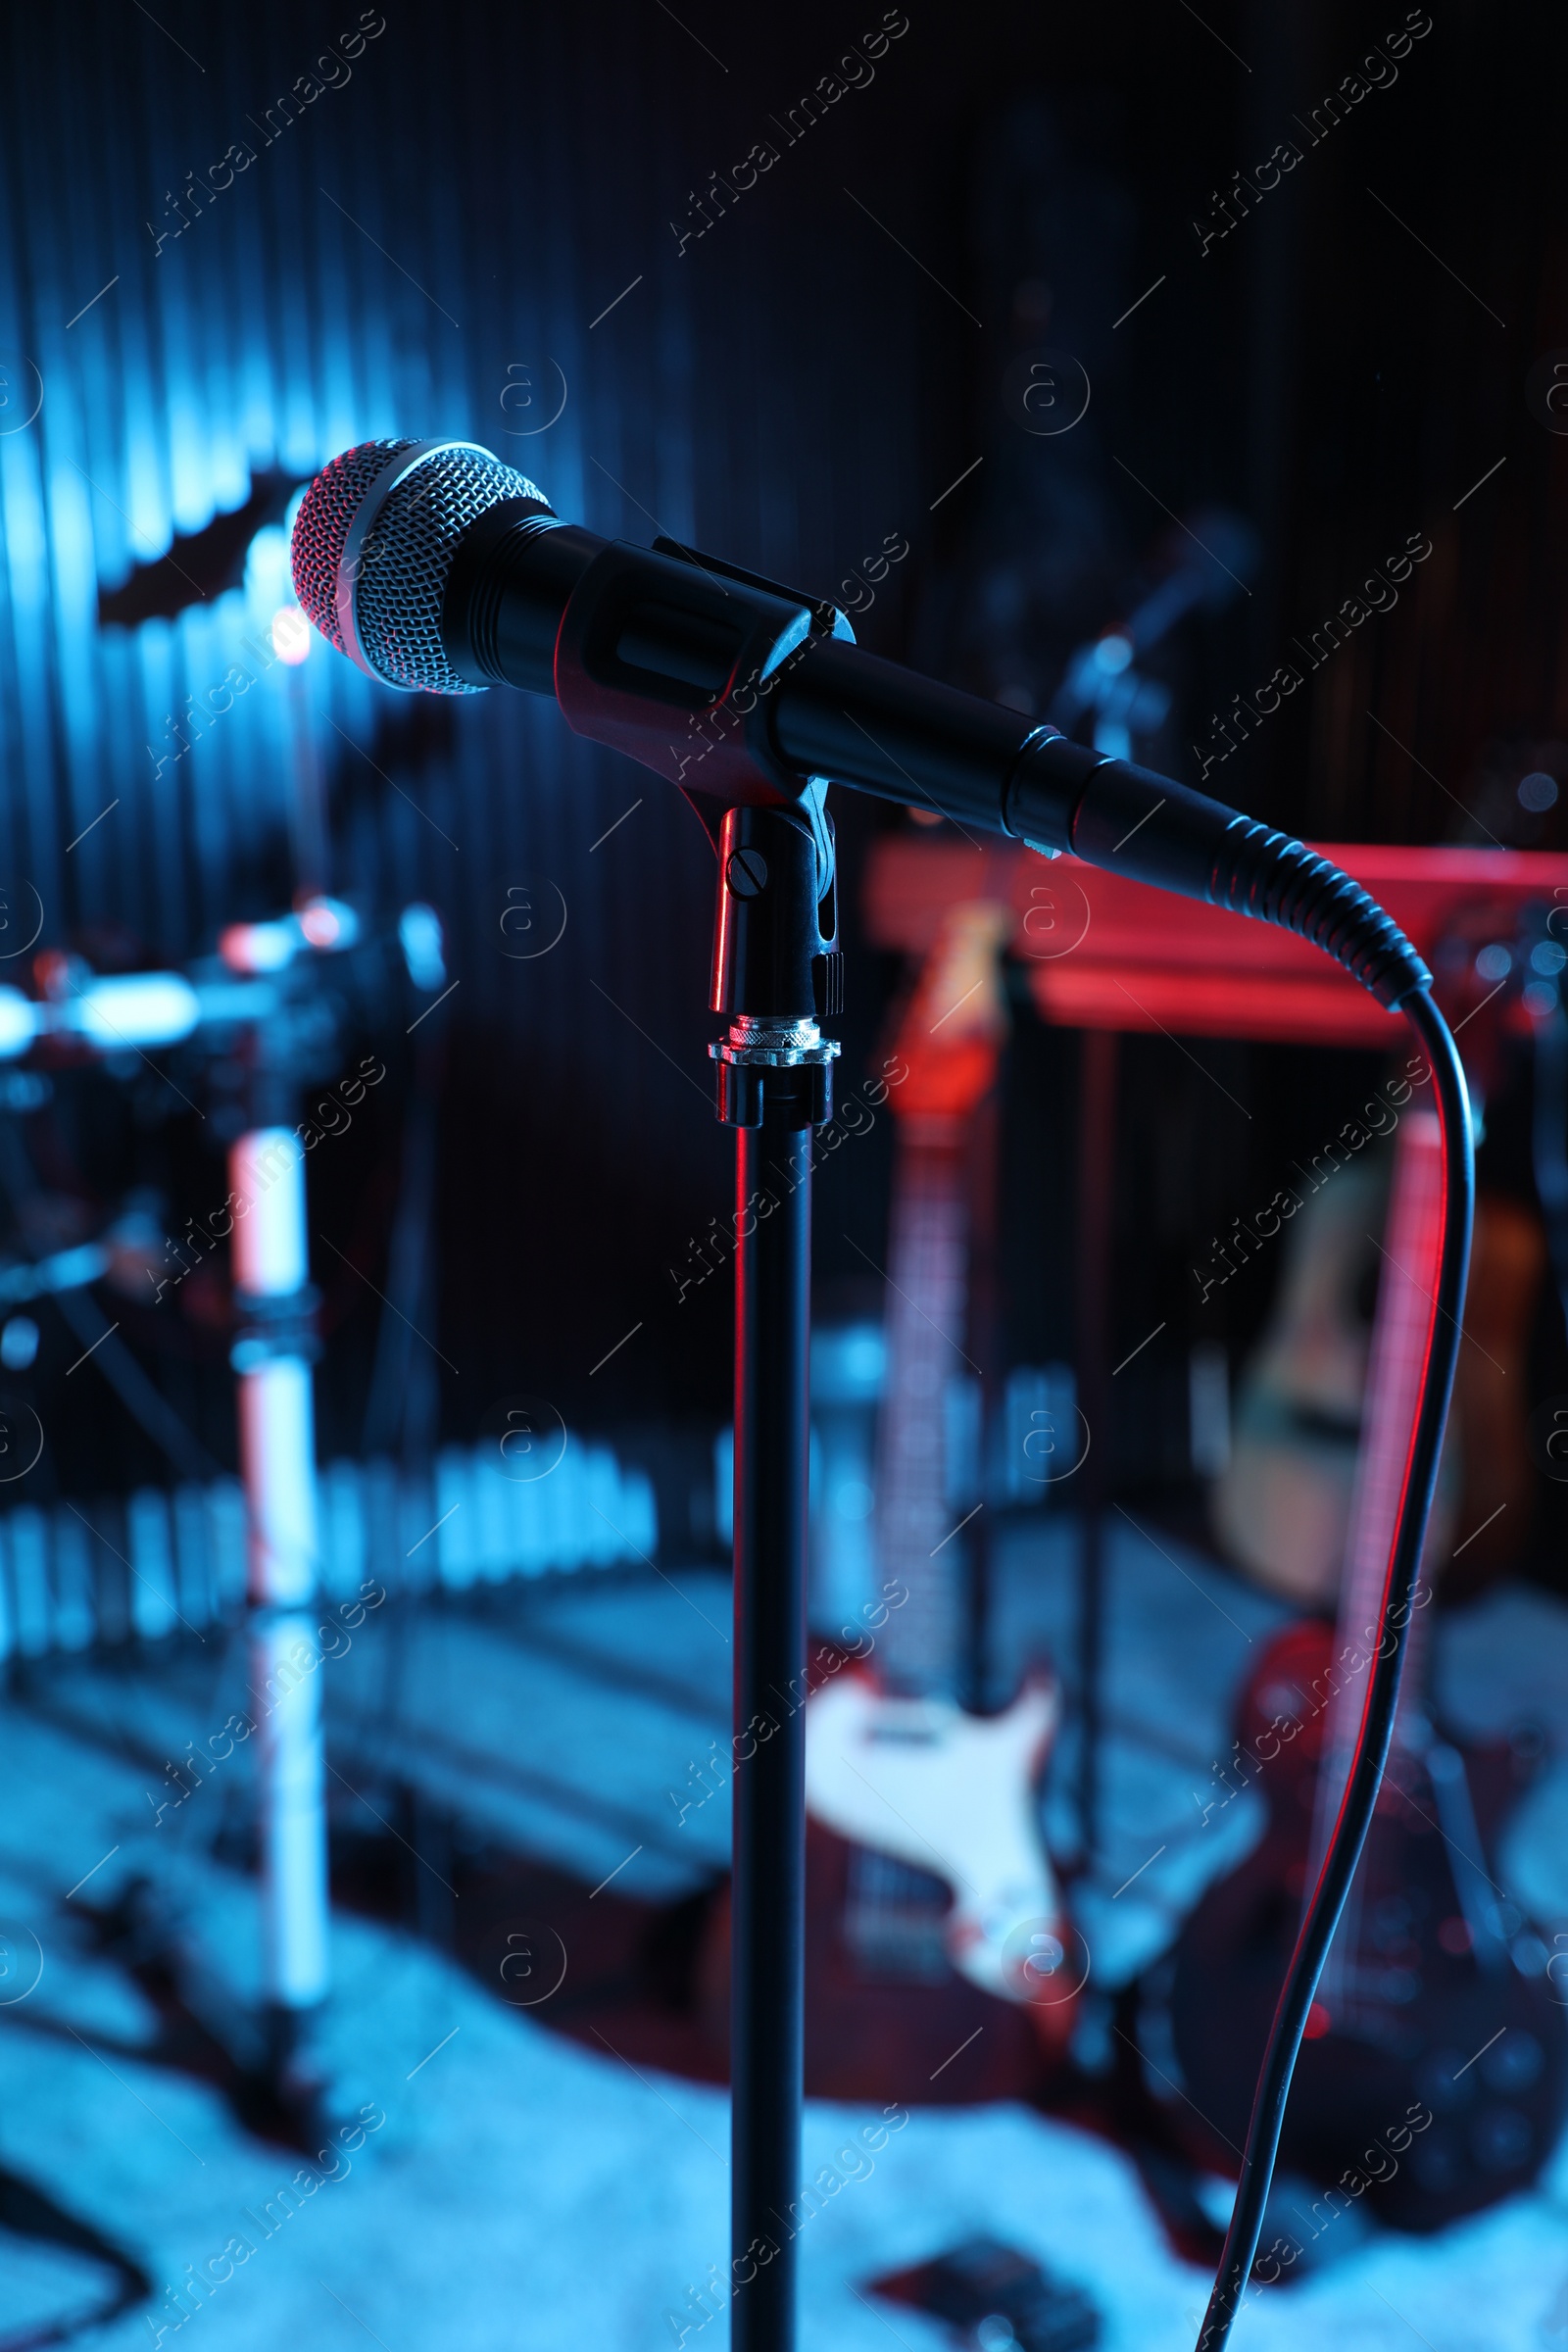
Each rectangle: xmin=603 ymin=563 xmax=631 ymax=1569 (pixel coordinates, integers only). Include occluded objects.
xmin=291 ymin=438 xmax=554 ymax=693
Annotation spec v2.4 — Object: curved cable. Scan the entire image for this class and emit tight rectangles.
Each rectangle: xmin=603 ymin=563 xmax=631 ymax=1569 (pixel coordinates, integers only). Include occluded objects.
xmin=1194 ymin=984 xmax=1473 ymax=2348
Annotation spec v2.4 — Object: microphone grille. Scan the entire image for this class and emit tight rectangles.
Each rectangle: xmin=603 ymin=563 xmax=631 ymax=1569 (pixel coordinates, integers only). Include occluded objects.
xmin=291 ymin=438 xmax=553 ymax=693
xmin=291 ymin=439 xmax=418 ymax=653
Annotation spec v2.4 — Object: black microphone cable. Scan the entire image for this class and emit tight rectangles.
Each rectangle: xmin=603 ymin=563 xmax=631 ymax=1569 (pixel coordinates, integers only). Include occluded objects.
xmin=995 ymin=765 xmax=1477 ymax=2347
xmin=1193 ymin=982 xmax=1472 ymax=2351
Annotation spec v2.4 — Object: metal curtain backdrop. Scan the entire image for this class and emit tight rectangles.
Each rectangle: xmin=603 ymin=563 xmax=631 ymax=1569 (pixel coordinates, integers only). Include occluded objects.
xmin=0 ymin=0 xmax=925 ymax=1414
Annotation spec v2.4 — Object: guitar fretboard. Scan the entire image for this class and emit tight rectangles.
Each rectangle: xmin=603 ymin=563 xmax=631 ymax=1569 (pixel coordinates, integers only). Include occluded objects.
xmin=874 ymin=1128 xmax=970 ymax=1695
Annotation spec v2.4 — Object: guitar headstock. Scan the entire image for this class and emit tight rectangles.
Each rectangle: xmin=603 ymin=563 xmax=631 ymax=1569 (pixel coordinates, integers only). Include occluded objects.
xmin=885 ymin=901 xmax=1013 ymax=1124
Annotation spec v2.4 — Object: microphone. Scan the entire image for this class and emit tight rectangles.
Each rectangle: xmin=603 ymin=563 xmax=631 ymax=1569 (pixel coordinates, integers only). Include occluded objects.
xmin=292 ymin=442 xmax=1473 ymax=2352
xmin=291 ymin=437 xmax=1429 ymax=1010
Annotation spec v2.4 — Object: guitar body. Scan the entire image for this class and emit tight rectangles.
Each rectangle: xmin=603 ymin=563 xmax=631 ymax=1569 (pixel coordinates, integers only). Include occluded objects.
xmin=1213 ymin=1179 xmax=1543 ymax=1611
xmin=1164 ymin=1617 xmax=1568 ymax=2230
xmin=1209 ymin=1162 xmax=1384 ymax=1609
xmin=696 ymin=1822 xmax=1048 ymax=2104
xmin=801 ymin=1821 xmax=1048 ymax=2100
xmin=691 ymin=1645 xmax=1054 ymax=2100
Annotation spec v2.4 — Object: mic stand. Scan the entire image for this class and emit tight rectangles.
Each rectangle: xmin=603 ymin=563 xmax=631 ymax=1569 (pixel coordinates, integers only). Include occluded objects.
xmin=708 ymin=801 xmax=839 ymax=2352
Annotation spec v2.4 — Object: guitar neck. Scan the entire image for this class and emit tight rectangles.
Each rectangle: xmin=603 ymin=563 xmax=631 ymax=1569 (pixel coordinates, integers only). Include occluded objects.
xmin=874 ymin=1124 xmax=971 ymax=1694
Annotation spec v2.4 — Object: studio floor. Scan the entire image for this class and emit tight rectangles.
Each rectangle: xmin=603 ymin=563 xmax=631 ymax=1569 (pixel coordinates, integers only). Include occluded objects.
xmin=2 ymin=1513 xmax=1566 ymax=2351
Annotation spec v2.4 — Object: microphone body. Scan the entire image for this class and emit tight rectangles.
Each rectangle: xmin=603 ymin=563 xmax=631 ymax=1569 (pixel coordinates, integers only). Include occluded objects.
xmin=291 ymin=440 xmax=1430 ymax=1009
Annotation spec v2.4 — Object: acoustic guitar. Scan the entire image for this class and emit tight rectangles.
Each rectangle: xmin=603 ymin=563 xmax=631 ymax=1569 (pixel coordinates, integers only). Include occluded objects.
xmin=1211 ymin=888 xmax=1557 ymax=1610
xmin=1212 ymin=1164 xmax=1544 ymax=1610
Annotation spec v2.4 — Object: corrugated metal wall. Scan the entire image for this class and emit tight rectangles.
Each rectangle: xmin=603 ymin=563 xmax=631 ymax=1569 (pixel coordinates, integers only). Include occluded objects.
xmin=0 ymin=0 xmax=935 ymax=1432
xmin=0 ymin=2 xmax=914 ymax=958
xmin=4 ymin=0 xmax=1564 ymax=1464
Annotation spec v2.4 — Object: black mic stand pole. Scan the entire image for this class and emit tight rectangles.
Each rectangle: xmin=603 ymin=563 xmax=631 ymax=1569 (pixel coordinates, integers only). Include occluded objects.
xmin=708 ymin=800 xmax=839 ymax=2352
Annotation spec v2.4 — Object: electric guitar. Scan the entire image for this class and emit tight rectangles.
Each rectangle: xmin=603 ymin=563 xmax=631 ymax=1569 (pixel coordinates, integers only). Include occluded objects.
xmin=1161 ymin=1104 xmax=1568 ymax=2230
xmin=798 ymin=901 xmax=1079 ymax=2094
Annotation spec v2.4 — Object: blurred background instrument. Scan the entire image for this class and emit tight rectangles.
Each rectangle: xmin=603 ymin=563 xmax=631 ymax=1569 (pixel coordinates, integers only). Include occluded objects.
xmin=801 ymin=904 xmax=1077 ymax=2097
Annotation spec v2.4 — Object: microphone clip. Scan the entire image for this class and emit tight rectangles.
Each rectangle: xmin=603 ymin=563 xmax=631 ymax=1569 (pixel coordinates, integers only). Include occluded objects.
xmin=553 ymin=533 xmax=853 ymax=823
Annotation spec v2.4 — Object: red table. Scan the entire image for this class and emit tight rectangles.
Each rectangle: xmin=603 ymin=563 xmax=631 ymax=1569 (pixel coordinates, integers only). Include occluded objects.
xmin=863 ymin=838 xmax=1568 ymax=1047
